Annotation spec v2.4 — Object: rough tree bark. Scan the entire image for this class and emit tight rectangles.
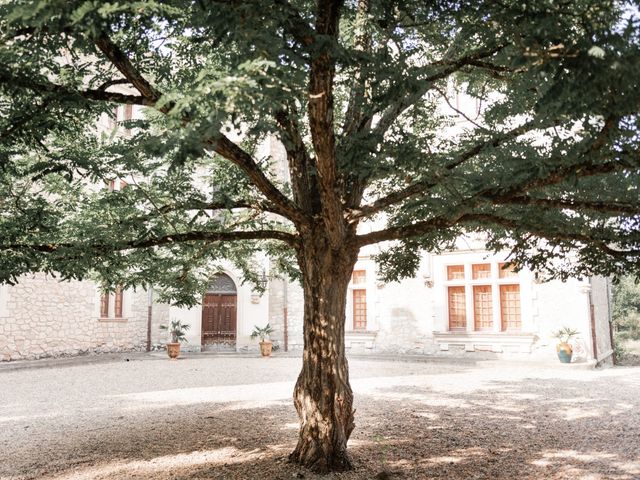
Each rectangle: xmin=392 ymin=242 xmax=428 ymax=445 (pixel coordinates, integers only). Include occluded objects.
xmin=288 ymin=225 xmax=359 ymax=472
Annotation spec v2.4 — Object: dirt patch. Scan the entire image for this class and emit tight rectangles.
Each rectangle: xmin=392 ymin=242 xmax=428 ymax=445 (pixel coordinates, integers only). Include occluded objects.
xmin=1 ymin=356 xmax=639 ymax=479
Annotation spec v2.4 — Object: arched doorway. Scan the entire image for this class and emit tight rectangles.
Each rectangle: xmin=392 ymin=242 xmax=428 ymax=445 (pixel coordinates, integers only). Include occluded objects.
xmin=201 ymin=273 xmax=237 ymax=351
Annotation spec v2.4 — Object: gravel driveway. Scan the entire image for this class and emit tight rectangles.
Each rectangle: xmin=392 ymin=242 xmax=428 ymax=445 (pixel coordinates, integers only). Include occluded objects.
xmin=1 ymin=354 xmax=639 ymax=479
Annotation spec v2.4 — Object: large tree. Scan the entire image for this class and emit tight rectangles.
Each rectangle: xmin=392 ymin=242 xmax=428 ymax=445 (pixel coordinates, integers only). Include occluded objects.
xmin=1 ymin=0 xmax=639 ymax=472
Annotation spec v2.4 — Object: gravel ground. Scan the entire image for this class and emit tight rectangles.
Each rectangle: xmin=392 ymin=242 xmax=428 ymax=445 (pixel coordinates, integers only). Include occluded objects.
xmin=1 ymin=354 xmax=639 ymax=480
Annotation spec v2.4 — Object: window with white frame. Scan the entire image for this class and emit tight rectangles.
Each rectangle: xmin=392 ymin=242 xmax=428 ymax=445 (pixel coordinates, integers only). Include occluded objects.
xmin=444 ymin=262 xmax=521 ymax=332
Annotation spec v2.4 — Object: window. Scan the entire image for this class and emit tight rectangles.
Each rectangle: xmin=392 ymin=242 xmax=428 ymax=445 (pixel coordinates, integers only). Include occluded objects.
xmin=473 ymin=285 xmax=493 ymax=330
xmin=447 ymin=286 xmax=466 ymax=330
xmin=100 ymin=293 xmax=109 ymax=318
xmin=447 ymin=265 xmax=465 ymax=280
xmin=352 ymin=270 xmax=367 ymax=330
xmin=444 ymin=262 xmax=522 ymax=332
xmin=108 ymin=179 xmax=128 ymax=191
xmin=352 ymin=270 xmax=366 ymax=285
xmin=472 ymin=264 xmax=491 ymax=279
xmin=109 ymin=105 xmax=134 ymax=130
xmin=500 ymin=285 xmax=521 ymax=331
xmin=499 ymin=262 xmax=518 ymax=278
xmin=353 ymin=289 xmax=367 ymax=330
xmin=100 ymin=287 xmax=124 ymax=319
xmin=114 ymin=286 xmax=123 ymax=318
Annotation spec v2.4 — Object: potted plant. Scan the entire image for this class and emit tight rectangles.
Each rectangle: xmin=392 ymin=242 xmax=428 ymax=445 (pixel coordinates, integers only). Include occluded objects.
xmin=160 ymin=320 xmax=190 ymax=359
xmin=553 ymin=327 xmax=579 ymax=363
xmin=251 ymin=323 xmax=275 ymax=357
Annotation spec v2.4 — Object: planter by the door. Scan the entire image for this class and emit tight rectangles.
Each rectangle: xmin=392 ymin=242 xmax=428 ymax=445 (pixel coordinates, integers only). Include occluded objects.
xmin=556 ymin=342 xmax=573 ymax=363
xmin=167 ymin=342 xmax=181 ymax=360
xmin=259 ymin=340 xmax=273 ymax=357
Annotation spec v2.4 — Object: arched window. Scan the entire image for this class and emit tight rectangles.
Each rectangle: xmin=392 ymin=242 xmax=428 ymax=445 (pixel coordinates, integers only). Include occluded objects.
xmin=207 ymin=273 xmax=237 ymax=294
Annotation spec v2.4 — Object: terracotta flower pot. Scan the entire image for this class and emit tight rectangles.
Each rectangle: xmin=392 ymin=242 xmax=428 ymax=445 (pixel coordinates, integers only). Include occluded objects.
xmin=167 ymin=342 xmax=181 ymax=359
xmin=259 ymin=340 xmax=273 ymax=357
xmin=556 ymin=342 xmax=573 ymax=363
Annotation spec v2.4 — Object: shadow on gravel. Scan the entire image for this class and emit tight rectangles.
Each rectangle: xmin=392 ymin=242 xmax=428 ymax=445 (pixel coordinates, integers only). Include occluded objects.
xmin=4 ymin=372 xmax=639 ymax=480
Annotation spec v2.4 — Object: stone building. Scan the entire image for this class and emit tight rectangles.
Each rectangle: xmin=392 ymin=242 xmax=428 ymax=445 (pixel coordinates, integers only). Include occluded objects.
xmin=0 ymin=246 xmax=614 ymax=364
xmin=268 ymin=245 xmax=614 ymax=364
xmin=0 ymin=94 xmax=615 ymax=364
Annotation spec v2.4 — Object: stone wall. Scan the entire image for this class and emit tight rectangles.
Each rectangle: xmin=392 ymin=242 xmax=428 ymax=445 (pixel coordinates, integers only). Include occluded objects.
xmin=371 ymin=276 xmax=438 ymax=354
xmin=150 ymin=299 xmax=171 ymax=348
xmin=0 ymin=275 xmax=148 ymax=361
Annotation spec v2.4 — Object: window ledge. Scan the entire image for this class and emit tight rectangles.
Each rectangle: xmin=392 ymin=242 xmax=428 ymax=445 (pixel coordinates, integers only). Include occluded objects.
xmin=346 ymin=330 xmax=378 ymax=337
xmin=98 ymin=317 xmax=129 ymax=323
xmin=433 ymin=331 xmax=536 ymax=353
xmin=345 ymin=330 xmax=377 ymax=350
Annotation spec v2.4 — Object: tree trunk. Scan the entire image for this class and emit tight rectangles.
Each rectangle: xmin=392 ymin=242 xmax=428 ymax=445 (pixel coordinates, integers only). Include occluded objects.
xmin=289 ymin=233 xmax=359 ymax=473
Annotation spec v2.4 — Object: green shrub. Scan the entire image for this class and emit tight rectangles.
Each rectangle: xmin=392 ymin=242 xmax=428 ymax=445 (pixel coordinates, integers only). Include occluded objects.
xmin=613 ymin=277 xmax=640 ymax=341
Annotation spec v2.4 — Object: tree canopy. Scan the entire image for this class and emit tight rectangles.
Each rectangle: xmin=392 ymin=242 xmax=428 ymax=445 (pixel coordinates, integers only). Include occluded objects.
xmin=1 ymin=0 xmax=640 ymax=472
xmin=1 ymin=1 xmax=639 ymax=298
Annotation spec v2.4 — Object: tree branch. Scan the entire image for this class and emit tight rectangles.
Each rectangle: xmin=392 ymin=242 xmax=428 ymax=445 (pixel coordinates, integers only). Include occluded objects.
xmin=94 ymin=31 xmax=162 ymax=102
xmin=492 ymin=196 xmax=640 ymax=216
xmin=357 ymin=151 xmax=637 ymax=247
xmin=469 ymin=115 xmax=629 ymax=204
xmin=457 ymin=214 xmax=640 ymax=259
xmin=123 ymin=198 xmax=291 ymax=226
xmin=356 ymin=215 xmax=460 ymax=246
xmin=89 ymin=31 xmax=307 ymax=225
xmin=1 ymin=229 xmax=300 ymax=253
xmin=207 ymin=135 xmax=307 ymax=224
xmin=356 ymin=209 xmax=637 ymax=248
xmin=96 ymin=78 xmax=131 ymax=91
xmin=369 ymin=45 xmax=507 ymax=138
xmin=275 ymin=107 xmax=318 ymax=213
xmin=0 ymin=71 xmax=150 ymax=105
xmin=272 ymin=0 xmax=316 ymax=48
xmin=341 ymin=0 xmax=371 ymax=138
xmin=350 ymin=120 xmax=539 ymax=220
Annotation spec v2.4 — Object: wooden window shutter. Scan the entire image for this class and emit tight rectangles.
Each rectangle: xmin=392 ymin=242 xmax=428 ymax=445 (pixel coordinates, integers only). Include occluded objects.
xmin=500 ymin=284 xmax=521 ymax=331
xmin=114 ymin=287 xmax=123 ymax=318
xmin=100 ymin=293 xmax=109 ymax=318
xmin=448 ymin=286 xmax=466 ymax=330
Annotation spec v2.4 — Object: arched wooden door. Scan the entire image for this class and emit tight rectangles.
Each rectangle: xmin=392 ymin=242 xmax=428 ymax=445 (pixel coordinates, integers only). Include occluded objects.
xmin=201 ymin=273 xmax=237 ymax=350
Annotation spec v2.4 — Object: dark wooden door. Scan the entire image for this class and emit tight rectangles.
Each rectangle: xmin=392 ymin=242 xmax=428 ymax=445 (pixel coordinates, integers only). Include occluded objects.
xmin=201 ymin=294 xmax=237 ymax=346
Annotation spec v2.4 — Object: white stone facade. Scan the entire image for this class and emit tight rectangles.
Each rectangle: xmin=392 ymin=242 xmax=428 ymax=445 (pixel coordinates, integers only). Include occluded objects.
xmin=157 ymin=266 xmax=271 ymax=353
xmin=268 ymin=248 xmax=613 ymax=362
xmin=0 ymin=250 xmax=613 ymax=362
